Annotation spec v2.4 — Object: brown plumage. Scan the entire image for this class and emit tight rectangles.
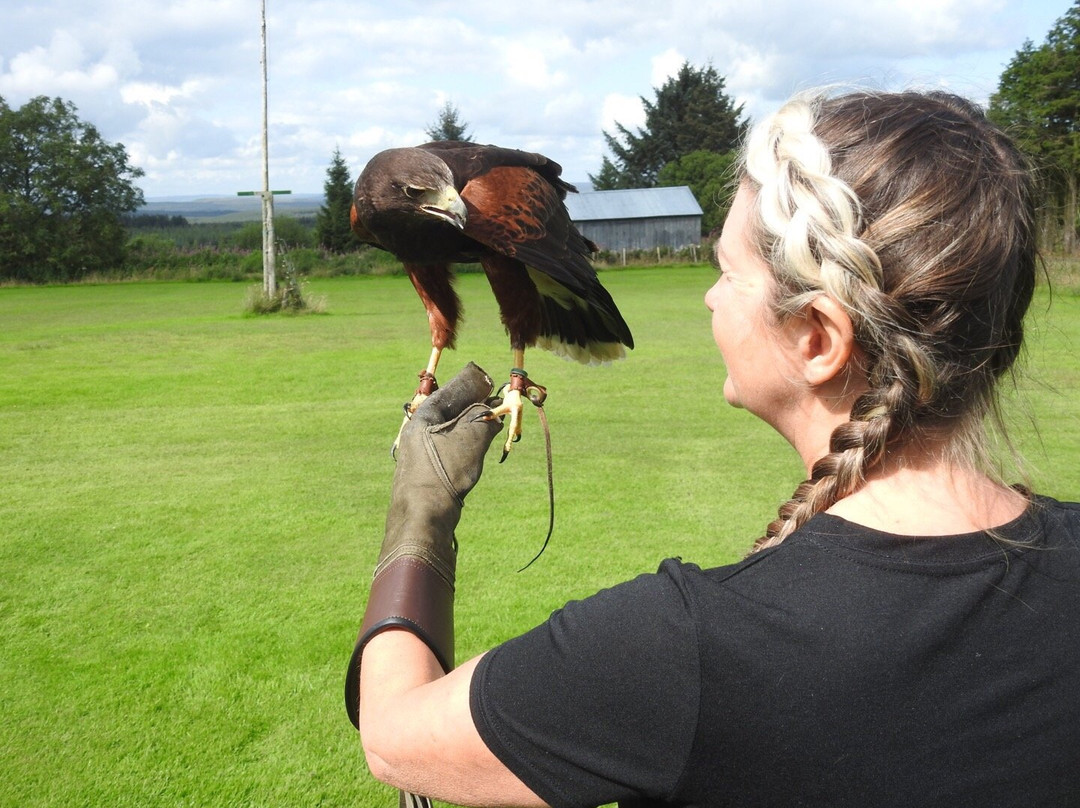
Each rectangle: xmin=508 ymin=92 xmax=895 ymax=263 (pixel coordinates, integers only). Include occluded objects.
xmin=351 ymin=140 xmax=634 ymax=456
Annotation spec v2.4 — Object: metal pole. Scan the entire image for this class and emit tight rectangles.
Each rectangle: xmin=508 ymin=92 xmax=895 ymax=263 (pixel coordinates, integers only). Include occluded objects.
xmin=260 ymin=0 xmax=276 ymax=297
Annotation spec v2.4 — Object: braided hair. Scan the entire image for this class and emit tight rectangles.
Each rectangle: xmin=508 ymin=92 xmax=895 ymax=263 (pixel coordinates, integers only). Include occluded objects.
xmin=741 ymin=91 xmax=1037 ymax=554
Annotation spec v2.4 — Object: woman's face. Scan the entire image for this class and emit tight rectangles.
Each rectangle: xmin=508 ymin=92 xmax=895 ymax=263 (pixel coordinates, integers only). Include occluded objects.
xmin=705 ymin=185 xmax=801 ymax=427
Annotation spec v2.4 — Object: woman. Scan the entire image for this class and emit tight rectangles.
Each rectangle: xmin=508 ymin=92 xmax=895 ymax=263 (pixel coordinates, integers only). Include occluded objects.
xmin=347 ymin=90 xmax=1080 ymax=807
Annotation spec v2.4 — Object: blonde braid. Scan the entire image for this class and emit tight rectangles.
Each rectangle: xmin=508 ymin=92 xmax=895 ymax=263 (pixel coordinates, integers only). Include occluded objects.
xmin=742 ymin=90 xmax=1036 ymax=555
xmin=743 ymin=94 xmax=934 ymax=554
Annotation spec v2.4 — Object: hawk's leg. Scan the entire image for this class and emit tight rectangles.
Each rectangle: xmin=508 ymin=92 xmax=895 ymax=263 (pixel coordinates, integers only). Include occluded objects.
xmin=391 ymin=346 xmax=442 ymax=459
xmin=485 ymin=349 xmax=547 ymax=462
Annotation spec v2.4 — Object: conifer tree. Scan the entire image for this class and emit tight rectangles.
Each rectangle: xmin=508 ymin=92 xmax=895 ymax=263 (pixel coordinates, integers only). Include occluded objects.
xmin=591 ymin=62 xmax=745 ymax=190
xmin=316 ymin=148 xmax=359 ymax=252
xmin=425 ymin=102 xmax=474 ymax=142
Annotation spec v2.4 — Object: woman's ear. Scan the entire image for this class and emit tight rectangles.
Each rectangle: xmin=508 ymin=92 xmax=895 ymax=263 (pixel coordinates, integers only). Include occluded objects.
xmin=796 ymin=295 xmax=856 ymax=387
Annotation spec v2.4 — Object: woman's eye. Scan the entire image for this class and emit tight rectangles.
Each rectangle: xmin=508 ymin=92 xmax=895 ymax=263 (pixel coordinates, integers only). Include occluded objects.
xmin=710 ymin=252 xmax=724 ymax=275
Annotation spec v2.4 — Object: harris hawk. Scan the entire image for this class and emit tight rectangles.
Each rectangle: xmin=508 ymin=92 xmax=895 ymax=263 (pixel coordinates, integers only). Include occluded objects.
xmin=350 ymin=140 xmax=634 ymax=458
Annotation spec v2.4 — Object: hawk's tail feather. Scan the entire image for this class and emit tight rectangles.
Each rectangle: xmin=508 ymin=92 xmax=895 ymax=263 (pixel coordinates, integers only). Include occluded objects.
xmin=535 ymin=334 xmax=627 ymax=365
xmin=533 ymin=292 xmax=632 ymax=365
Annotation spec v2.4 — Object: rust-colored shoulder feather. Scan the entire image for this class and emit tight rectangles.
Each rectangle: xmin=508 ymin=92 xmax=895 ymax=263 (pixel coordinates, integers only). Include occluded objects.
xmin=460 ymin=166 xmax=555 ymax=254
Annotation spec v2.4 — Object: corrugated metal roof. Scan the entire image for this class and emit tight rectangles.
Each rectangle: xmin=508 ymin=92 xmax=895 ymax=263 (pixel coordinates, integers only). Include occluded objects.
xmin=563 ymin=185 xmax=703 ymax=221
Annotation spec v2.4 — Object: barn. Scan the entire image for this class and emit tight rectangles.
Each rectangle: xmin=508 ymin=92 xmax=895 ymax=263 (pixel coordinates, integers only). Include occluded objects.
xmin=563 ymin=186 xmax=703 ymax=251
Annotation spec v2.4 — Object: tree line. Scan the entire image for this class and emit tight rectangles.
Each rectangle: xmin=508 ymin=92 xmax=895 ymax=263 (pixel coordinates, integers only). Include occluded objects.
xmin=3 ymin=1 xmax=1080 ymax=282
xmin=989 ymin=0 xmax=1080 ymax=254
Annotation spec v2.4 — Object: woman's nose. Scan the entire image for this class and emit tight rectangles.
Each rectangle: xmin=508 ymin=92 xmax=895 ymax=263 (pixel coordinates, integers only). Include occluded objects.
xmin=704 ymin=279 xmax=720 ymax=311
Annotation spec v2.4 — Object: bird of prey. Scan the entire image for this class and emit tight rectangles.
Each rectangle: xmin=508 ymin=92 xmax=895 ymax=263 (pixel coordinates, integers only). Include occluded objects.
xmin=350 ymin=141 xmax=634 ymax=458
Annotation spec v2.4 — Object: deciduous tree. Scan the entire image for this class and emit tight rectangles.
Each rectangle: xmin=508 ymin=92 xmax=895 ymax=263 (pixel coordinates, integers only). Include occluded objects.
xmin=656 ymin=149 xmax=737 ymax=235
xmin=0 ymin=96 xmax=144 ymax=281
xmin=990 ymin=1 xmax=1080 ymax=252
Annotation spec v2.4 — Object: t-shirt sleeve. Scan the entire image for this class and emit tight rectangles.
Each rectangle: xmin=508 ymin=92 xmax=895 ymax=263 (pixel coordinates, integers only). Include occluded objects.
xmin=469 ymin=559 xmax=701 ymax=808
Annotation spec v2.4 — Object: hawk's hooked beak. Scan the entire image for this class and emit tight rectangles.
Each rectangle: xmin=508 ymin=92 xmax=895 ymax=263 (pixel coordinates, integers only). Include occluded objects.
xmin=421 ymin=185 xmax=467 ymax=231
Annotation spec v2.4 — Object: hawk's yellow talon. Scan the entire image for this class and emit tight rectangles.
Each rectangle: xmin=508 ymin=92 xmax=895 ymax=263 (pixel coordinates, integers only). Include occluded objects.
xmin=484 ymin=369 xmax=547 ymax=461
xmin=486 ymin=387 xmax=525 ymax=462
xmin=391 ymin=389 xmax=430 ymax=460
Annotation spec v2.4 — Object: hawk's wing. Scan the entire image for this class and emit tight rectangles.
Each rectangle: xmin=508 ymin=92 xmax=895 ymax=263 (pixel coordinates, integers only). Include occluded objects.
xmin=418 ymin=141 xmax=576 ymax=198
xmin=432 ymin=144 xmax=633 ymax=357
xmin=427 ymin=144 xmax=601 ymax=303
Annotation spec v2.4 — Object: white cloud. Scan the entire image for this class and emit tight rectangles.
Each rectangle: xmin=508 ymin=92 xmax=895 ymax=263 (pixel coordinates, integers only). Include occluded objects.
xmin=501 ymin=42 xmax=567 ymax=90
xmin=600 ymin=93 xmax=645 ymax=135
xmin=120 ymin=79 xmax=204 ymax=108
xmin=650 ymin=48 xmax=685 ymax=88
xmin=0 ymin=0 xmax=1066 ymax=196
xmin=347 ymin=126 xmax=399 ymax=152
xmin=0 ymin=30 xmax=118 ymax=96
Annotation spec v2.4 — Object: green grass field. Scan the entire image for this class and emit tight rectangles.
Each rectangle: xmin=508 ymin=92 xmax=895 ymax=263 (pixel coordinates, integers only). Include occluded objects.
xmin=2 ymin=268 xmax=1078 ymax=807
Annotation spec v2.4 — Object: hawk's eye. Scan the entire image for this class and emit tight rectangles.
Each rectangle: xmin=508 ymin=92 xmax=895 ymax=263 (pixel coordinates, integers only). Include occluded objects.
xmin=402 ymin=185 xmax=424 ymax=200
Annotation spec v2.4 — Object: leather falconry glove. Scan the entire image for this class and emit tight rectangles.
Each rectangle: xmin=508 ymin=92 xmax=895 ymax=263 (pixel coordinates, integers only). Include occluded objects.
xmin=345 ymin=362 xmax=503 ymax=729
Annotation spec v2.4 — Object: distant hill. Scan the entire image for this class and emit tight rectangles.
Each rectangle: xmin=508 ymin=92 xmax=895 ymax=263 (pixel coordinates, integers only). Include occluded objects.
xmin=138 ymin=182 xmax=592 ymax=224
xmin=137 ymin=193 xmax=325 ymax=223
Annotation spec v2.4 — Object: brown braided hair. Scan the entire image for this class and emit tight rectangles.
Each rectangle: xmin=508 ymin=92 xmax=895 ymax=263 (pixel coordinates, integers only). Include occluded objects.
xmin=741 ymin=90 xmax=1037 ymax=554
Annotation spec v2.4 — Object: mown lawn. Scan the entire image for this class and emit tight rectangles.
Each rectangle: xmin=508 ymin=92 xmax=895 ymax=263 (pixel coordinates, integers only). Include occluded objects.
xmin=1 ymin=268 xmax=1077 ymax=807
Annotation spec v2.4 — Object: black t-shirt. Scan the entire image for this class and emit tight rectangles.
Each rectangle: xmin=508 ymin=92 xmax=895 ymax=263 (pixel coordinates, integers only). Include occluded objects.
xmin=470 ymin=497 xmax=1080 ymax=808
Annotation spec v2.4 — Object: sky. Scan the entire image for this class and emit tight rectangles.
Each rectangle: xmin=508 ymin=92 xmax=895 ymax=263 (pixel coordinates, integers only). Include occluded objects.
xmin=0 ymin=0 xmax=1071 ymax=199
